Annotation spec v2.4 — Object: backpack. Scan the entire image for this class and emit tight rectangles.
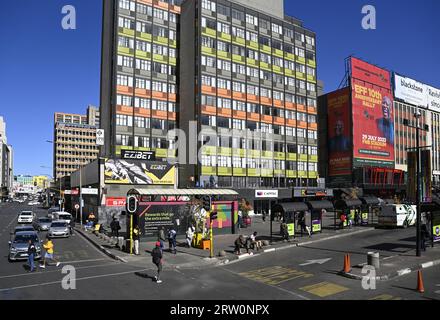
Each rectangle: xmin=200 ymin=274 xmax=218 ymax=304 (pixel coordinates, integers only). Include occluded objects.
xmin=151 ymin=248 xmax=162 ymax=265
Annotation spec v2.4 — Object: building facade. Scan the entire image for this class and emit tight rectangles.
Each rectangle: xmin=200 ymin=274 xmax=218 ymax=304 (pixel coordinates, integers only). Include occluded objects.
xmin=180 ymin=0 xmax=318 ymax=193
xmin=32 ymin=175 xmax=50 ymax=189
xmin=87 ymin=105 xmax=101 ymax=128
xmin=0 ymin=116 xmax=13 ymax=199
xmin=53 ymin=112 xmax=100 ymax=179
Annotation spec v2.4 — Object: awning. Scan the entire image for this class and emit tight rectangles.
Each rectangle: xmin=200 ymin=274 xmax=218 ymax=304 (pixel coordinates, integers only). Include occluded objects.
xmin=360 ymin=197 xmax=380 ymax=206
xmin=306 ymin=200 xmax=334 ymax=210
xmin=272 ymin=202 xmax=308 ymax=213
xmin=127 ymin=188 xmax=239 ymax=196
xmin=335 ymin=199 xmax=362 ymax=209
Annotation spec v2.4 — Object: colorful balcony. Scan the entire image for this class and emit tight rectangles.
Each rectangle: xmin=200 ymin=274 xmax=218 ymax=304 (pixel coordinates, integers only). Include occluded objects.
xmin=218 ymin=167 xmax=232 ymax=176
xmin=202 ymin=166 xmax=217 ymax=175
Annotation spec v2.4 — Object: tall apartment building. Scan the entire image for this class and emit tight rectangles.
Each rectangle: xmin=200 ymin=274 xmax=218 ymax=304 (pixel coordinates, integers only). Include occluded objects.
xmin=100 ymin=0 xmax=181 ymax=160
xmin=53 ymin=112 xmax=100 ymax=179
xmin=180 ymin=0 xmax=318 ymax=190
xmin=0 ymin=116 xmax=13 ymax=199
xmin=87 ymin=105 xmax=101 ymax=127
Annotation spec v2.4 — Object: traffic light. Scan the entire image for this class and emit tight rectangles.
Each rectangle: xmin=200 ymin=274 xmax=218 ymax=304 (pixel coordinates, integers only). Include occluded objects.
xmin=127 ymin=196 xmax=138 ymax=214
xmin=202 ymin=196 xmax=211 ymax=211
xmin=210 ymin=211 xmax=218 ymax=220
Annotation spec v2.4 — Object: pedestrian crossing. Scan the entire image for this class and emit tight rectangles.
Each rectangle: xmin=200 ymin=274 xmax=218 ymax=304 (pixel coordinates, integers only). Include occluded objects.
xmin=300 ymin=282 xmax=349 ymax=298
xmin=239 ymin=266 xmax=313 ymax=286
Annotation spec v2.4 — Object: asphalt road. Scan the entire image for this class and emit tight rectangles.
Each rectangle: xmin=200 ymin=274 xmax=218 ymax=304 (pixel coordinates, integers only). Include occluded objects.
xmin=0 ymin=201 xmax=439 ymax=300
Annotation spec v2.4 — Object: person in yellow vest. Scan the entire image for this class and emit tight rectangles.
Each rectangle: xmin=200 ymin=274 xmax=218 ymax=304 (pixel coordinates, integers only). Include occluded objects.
xmin=40 ymin=236 xmax=60 ymax=268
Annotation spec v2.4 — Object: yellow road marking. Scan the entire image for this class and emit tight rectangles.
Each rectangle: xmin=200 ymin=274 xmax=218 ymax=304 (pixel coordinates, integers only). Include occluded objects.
xmin=369 ymin=294 xmax=402 ymax=300
xmin=300 ymin=282 xmax=349 ymax=298
xmin=239 ymin=266 xmax=313 ymax=286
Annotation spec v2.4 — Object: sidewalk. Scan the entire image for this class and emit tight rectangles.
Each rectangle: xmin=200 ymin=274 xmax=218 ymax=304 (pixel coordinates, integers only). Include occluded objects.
xmin=76 ymin=215 xmax=376 ymax=270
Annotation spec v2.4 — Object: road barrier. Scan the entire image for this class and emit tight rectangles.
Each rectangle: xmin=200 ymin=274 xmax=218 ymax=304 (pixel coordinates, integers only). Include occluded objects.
xmin=417 ymin=270 xmax=425 ymax=293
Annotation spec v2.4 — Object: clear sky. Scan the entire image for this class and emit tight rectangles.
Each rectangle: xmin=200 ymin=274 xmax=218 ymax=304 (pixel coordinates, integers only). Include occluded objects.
xmin=0 ymin=0 xmax=439 ymax=177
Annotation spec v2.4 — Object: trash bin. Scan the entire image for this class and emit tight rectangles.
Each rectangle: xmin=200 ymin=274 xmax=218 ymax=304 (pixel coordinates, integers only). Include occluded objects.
xmin=367 ymin=252 xmax=380 ymax=269
xmin=118 ymin=237 xmax=124 ymax=249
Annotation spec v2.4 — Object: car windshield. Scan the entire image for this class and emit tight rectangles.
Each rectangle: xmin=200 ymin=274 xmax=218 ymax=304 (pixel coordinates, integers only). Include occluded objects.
xmin=39 ymin=218 xmax=51 ymax=223
xmin=16 ymin=227 xmax=34 ymax=231
xmin=51 ymin=222 xmax=67 ymax=228
xmin=14 ymin=234 xmax=38 ymax=243
xmin=58 ymin=215 xmax=71 ymax=219
xmin=21 ymin=212 xmax=32 ymax=216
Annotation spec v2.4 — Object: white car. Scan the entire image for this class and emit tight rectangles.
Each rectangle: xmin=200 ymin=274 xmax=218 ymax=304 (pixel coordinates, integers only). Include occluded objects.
xmin=48 ymin=220 xmax=70 ymax=238
xmin=52 ymin=212 xmax=72 ymax=224
xmin=377 ymin=204 xmax=417 ymax=228
xmin=17 ymin=211 xmax=35 ymax=224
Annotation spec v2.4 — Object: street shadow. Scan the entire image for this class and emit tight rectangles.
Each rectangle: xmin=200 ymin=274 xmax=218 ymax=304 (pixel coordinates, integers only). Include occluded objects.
xmin=22 ymin=264 xmax=31 ymax=271
xmin=400 ymin=237 xmax=417 ymax=242
xmin=134 ymin=272 xmax=156 ymax=282
xmin=364 ymin=243 xmax=415 ymax=254
xmin=391 ymin=285 xmax=419 ymax=293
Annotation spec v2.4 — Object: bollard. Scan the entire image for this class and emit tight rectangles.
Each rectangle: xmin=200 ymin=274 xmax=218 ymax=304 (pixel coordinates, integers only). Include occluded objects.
xmin=367 ymin=252 xmax=380 ymax=269
xmin=118 ymin=237 xmax=124 ymax=249
xmin=218 ymin=250 xmax=226 ymax=257
xmin=262 ymin=240 xmax=270 ymax=246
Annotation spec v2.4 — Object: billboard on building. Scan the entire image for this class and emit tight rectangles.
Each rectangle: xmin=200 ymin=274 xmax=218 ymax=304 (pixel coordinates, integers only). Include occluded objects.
xmin=104 ymin=159 xmax=175 ymax=185
xmin=327 ymin=88 xmax=352 ymax=180
xmin=350 ymin=57 xmax=394 ymax=168
xmin=393 ymin=74 xmax=428 ymax=107
xmin=427 ymin=85 xmax=440 ymax=113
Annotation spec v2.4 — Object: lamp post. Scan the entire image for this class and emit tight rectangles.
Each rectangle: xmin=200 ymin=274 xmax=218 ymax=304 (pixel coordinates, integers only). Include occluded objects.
xmin=414 ymin=110 xmax=422 ymax=257
xmin=74 ymin=148 xmax=83 ymax=229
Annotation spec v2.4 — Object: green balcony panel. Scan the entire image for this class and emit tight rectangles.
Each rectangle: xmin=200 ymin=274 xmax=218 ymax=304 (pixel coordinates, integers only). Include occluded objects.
xmin=233 ymin=54 xmax=245 ymax=64
xmin=260 ymin=44 xmax=272 ymax=54
xmin=217 ymin=51 xmax=231 ymax=59
xmin=247 ymin=168 xmax=260 ymax=177
xmin=202 ymin=166 xmax=217 ymax=176
xmin=153 ymin=54 xmax=168 ymax=63
xmin=232 ymin=36 xmax=246 ymax=45
xmin=262 ymin=151 xmax=273 ymax=158
xmin=296 ymin=72 xmax=306 ymax=80
xmin=309 ymin=171 xmax=318 ymax=178
xmin=120 ymin=28 xmax=135 ymax=37
xmin=201 ymin=146 xmax=217 ymax=156
xmin=284 ymin=53 xmax=295 ymax=61
xmin=274 ymin=152 xmax=285 ymax=160
xmin=218 ymin=32 xmax=231 ymax=42
xmin=246 ymin=58 xmax=259 ymax=67
xmin=299 ymin=154 xmax=308 ymax=161
xmin=287 ymin=170 xmax=297 ymax=178
xmin=139 ymin=32 xmax=152 ymax=41
xmin=274 ymin=169 xmax=285 ymax=176
xmin=169 ymin=40 xmax=177 ymax=48
xmin=118 ymin=46 xmax=132 ymax=56
xmin=201 ymin=46 xmax=216 ymax=57
xmin=218 ymin=167 xmax=233 ymax=176
xmin=309 ymin=155 xmax=318 ymax=162
xmin=272 ymin=48 xmax=284 ymax=57
xmin=287 ymin=153 xmax=298 ymax=161
xmin=248 ymin=150 xmax=261 ymax=158
xmin=155 ymin=148 xmax=168 ymax=158
xmin=307 ymin=59 xmax=316 ymax=67
xmin=307 ymin=75 xmax=316 ymax=83
xmin=296 ymin=56 xmax=306 ymax=64
xmin=261 ymin=169 xmax=274 ymax=177
xmin=218 ymin=147 xmax=232 ymax=156
xmin=260 ymin=62 xmax=271 ymax=72
xmin=233 ymin=168 xmax=247 ymax=176
xmin=273 ymin=65 xmax=283 ymax=74
xmin=153 ymin=36 xmax=168 ymax=45
xmin=247 ymin=40 xmax=259 ymax=50
xmin=298 ymin=171 xmax=308 ymax=178
xmin=285 ymin=69 xmax=295 ymax=77
xmin=202 ymin=27 xmax=217 ymax=38
xmin=135 ymin=50 xmax=151 ymax=59
xmin=169 ymin=57 xmax=177 ymax=66
xmin=232 ymin=149 xmax=246 ymax=157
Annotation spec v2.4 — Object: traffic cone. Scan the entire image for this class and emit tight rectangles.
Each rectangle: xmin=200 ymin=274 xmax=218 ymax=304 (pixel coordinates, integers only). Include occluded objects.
xmin=417 ymin=270 xmax=425 ymax=293
xmin=343 ymin=254 xmax=351 ymax=273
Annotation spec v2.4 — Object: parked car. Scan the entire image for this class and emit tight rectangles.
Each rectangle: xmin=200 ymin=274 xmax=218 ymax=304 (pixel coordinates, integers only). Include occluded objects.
xmin=377 ymin=204 xmax=417 ymax=228
xmin=17 ymin=211 xmax=35 ymax=224
xmin=47 ymin=207 xmax=61 ymax=219
xmin=8 ymin=231 xmax=42 ymax=262
xmin=33 ymin=217 xmax=52 ymax=231
xmin=48 ymin=220 xmax=70 ymax=238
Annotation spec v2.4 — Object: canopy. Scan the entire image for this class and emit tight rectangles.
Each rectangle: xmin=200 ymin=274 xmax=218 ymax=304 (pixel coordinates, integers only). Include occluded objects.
xmin=334 ymin=199 xmax=362 ymax=209
xmin=127 ymin=188 xmax=238 ymax=196
xmin=272 ymin=202 xmax=308 ymax=213
xmin=306 ymin=200 xmax=334 ymax=210
xmin=360 ymin=197 xmax=380 ymax=206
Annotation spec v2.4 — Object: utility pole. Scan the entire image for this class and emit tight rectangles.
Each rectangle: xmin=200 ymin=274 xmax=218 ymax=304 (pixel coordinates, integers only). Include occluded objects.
xmin=415 ymin=110 xmax=422 ymax=257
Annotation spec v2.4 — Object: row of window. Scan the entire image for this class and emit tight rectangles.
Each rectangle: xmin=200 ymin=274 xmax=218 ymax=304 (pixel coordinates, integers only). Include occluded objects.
xmin=118 ymin=55 xmax=177 ymax=75
xmin=201 ymin=0 xmax=315 ymax=46
xmin=117 ymin=95 xmax=177 ymax=112
xmin=116 ymin=135 xmax=175 ymax=149
xmin=116 ymin=74 xmax=177 ymax=93
xmin=118 ymin=36 xmax=178 ymax=54
xmin=119 ymin=0 xmax=179 ymax=21
xmin=201 ymin=93 xmax=315 ymax=108
xmin=116 ymin=116 xmax=177 ymax=131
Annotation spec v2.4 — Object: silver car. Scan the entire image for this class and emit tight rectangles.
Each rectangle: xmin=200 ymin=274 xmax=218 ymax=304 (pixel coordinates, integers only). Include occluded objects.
xmin=8 ymin=231 xmax=42 ymax=262
xmin=48 ymin=220 xmax=70 ymax=238
xmin=33 ymin=217 xmax=52 ymax=232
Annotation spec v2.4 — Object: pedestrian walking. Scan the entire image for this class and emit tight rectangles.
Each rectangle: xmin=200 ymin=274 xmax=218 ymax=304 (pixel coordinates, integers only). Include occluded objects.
xmin=421 ymin=223 xmax=430 ymax=251
xmin=69 ymin=217 xmax=75 ymax=235
xmin=185 ymin=225 xmax=195 ymax=248
xmin=262 ymin=210 xmax=266 ymax=223
xmin=151 ymin=242 xmax=163 ymax=283
xmin=354 ymin=209 xmax=360 ymax=226
xmin=280 ymin=222 xmax=289 ymax=241
xmin=40 ymin=236 xmax=60 ymax=269
xmin=27 ymin=240 xmax=37 ymax=272
xmin=298 ymin=211 xmax=311 ymax=237
xmin=340 ymin=213 xmax=346 ymax=229
xmin=133 ymin=226 xmax=140 ymax=255
xmin=168 ymin=227 xmax=177 ymax=254
xmin=110 ymin=217 xmax=121 ymax=237
xmin=158 ymin=227 xmax=166 ymax=252
xmin=237 ymin=211 xmax=243 ymax=231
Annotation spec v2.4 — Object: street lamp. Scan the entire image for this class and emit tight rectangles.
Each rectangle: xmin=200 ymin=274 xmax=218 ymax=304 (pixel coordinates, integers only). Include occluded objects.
xmin=74 ymin=148 xmax=83 ymax=229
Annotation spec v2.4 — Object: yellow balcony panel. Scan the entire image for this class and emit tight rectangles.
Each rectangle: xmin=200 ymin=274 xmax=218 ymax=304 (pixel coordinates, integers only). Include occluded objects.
xmin=232 ymin=54 xmax=246 ymax=64
xmin=135 ymin=50 xmax=151 ymax=59
xmin=155 ymin=148 xmax=168 ymax=158
xmin=218 ymin=32 xmax=231 ymax=42
xmin=233 ymin=168 xmax=247 ymax=176
xmin=307 ymin=75 xmax=316 ymax=83
xmin=260 ymin=62 xmax=271 ymax=72
xmin=246 ymin=58 xmax=259 ymax=67
xmin=272 ymin=48 xmax=284 ymax=57
xmin=309 ymin=171 xmax=318 ymax=178
xmin=201 ymin=46 xmax=216 ymax=57
xmin=274 ymin=169 xmax=285 ymax=176
xmin=307 ymin=59 xmax=316 ymax=67
xmin=298 ymin=171 xmax=308 ymax=178
xmin=299 ymin=154 xmax=308 ymax=161
xmin=201 ymin=146 xmax=217 ymax=155
xmin=259 ymin=44 xmax=271 ymax=54
xmin=218 ymin=147 xmax=232 ymax=156
xmin=296 ymin=56 xmax=306 ymax=64
xmin=309 ymin=155 xmax=318 ymax=162
xmin=121 ymin=28 xmax=135 ymax=37
xmin=296 ymin=72 xmax=306 ymax=80
xmin=153 ymin=35 xmax=168 ymax=45
xmin=262 ymin=151 xmax=273 ymax=158
xmin=202 ymin=166 xmax=217 ymax=175
xmin=284 ymin=52 xmax=295 ymax=61
xmin=232 ymin=36 xmax=245 ymax=45
xmin=273 ymin=65 xmax=283 ymax=74
xmin=153 ymin=54 xmax=168 ymax=63
xmin=169 ymin=39 xmax=177 ymax=48
xmin=202 ymin=27 xmax=217 ymax=38
xmin=247 ymin=40 xmax=259 ymax=50
xmin=218 ymin=167 xmax=232 ymax=176
xmin=261 ymin=169 xmax=273 ymax=177
xmin=167 ymin=149 xmax=177 ymax=158
xmin=285 ymin=69 xmax=295 ymax=77
xmin=287 ymin=170 xmax=297 ymax=178
xmin=117 ymin=46 xmax=132 ymax=56
xmin=274 ymin=152 xmax=285 ymax=160
xmin=169 ymin=57 xmax=177 ymax=66
xmin=217 ymin=50 xmax=231 ymax=59
xmin=248 ymin=150 xmax=261 ymax=158
xmin=139 ymin=32 xmax=152 ymax=41
xmin=287 ymin=153 xmax=298 ymax=161
xmin=232 ymin=149 xmax=246 ymax=157
xmin=248 ymin=168 xmax=260 ymax=177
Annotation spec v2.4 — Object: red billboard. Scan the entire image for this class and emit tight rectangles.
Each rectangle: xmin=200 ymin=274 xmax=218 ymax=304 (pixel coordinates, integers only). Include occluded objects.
xmin=351 ymin=58 xmax=394 ymax=167
xmin=327 ymin=87 xmax=352 ymax=178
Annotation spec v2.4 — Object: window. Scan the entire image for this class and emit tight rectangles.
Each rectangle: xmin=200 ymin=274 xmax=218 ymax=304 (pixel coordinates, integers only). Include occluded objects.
xmin=232 ymin=26 xmax=245 ymax=38
xmin=232 ymin=8 xmax=244 ymax=21
xmin=285 ymin=60 xmax=295 ymax=71
xmin=260 ymin=53 xmax=271 ymax=64
xmin=217 ymin=98 xmax=231 ymax=109
xmin=273 ymin=91 xmax=284 ymax=101
xmin=306 ymin=51 xmax=315 ymax=61
xmin=246 ymin=31 xmax=258 ymax=42
xmin=119 ymin=0 xmax=135 ymax=11
xmin=153 ymin=8 xmax=168 ymax=21
xmin=233 ymin=82 xmax=245 ymax=93
xmin=202 ymin=155 xmax=216 ymax=166
xmin=286 ymin=110 xmax=296 ymax=120
xmin=308 ymin=114 xmax=316 ymax=123
xmin=297 ymin=112 xmax=307 ymax=122
xmin=134 ymin=136 xmax=150 ymax=148
xmin=261 ymin=123 xmax=272 ymax=133
xmin=217 ymin=156 xmax=231 ymax=167
xmin=117 ymin=74 xmax=133 ymax=87
xmin=116 ymin=134 xmax=131 ymax=146
xmin=307 ymin=66 xmax=316 ymax=77
xmin=201 ymin=36 xmax=216 ymax=48
xmin=134 ymin=117 xmax=145 ymax=128
xmin=272 ymin=40 xmax=282 ymax=51
xmin=259 ymin=36 xmax=270 ymax=47
xmin=247 ymin=85 xmax=259 ymax=96
xmin=246 ymin=121 xmax=260 ymax=132
xmin=217 ymin=117 xmax=231 ymax=129
xmin=201 ymin=17 xmax=216 ymax=29
xmin=136 ymin=3 xmax=152 ymax=16
xmin=151 ymin=119 xmax=165 ymax=130
xmin=296 ymin=80 xmax=306 ymax=90
xmin=246 ymin=14 xmax=258 ymax=26
xmin=201 ymin=95 xmax=216 ymax=106
xmin=297 ymin=128 xmax=306 ymax=138
xmin=273 ymin=57 xmax=283 ymax=67
xmin=297 ymin=95 xmax=307 ymax=106
xmin=232 ymin=100 xmax=246 ymax=111
xmin=118 ymin=36 xmax=134 ymax=49
xmin=136 ymin=40 xmax=151 ymax=52
xmin=116 ymin=114 xmax=132 ymax=126
xmin=136 ymin=21 xmax=152 ymax=34
xmin=307 ymin=82 xmax=316 ymax=92
xmin=232 ymin=45 xmax=245 ymax=56
xmin=134 ymin=97 xmax=150 ymax=109
xmin=118 ymin=17 xmax=134 ymax=29
xmin=284 ymin=27 xmax=294 ymax=38
xmin=117 ymin=95 xmax=133 ymax=106
xmin=296 ymin=64 xmax=306 ymax=73
xmin=152 ymin=100 xmax=167 ymax=111
xmin=272 ymin=23 xmax=282 ymax=35
xmin=260 ymin=88 xmax=271 ymax=99
xmin=202 ymin=0 xmax=216 ymax=12
xmin=135 ymin=78 xmax=151 ymax=90
xmin=153 ymin=25 xmax=167 ymax=38
xmin=217 ymin=22 xmax=230 ymax=34
xmin=152 ymin=81 xmax=167 ymax=92
xmin=168 ymin=102 xmax=177 ymax=113
xmin=201 ymin=115 xmax=216 ymax=126
xmin=217 ymin=3 xmax=230 ymax=16
xmin=217 ymin=59 xmax=231 ymax=71
xmin=308 ymin=130 xmax=317 ymax=139
xmin=217 ymin=41 xmax=230 ymax=52
xmin=260 ymin=70 xmax=272 ymax=81
xmin=232 ymin=119 xmax=245 ymax=130
xmin=217 ymin=78 xmax=230 ymax=90
xmin=153 ymin=44 xmax=167 ymax=56
xmin=232 ymin=63 xmax=246 ymax=75
xmin=295 ymin=47 xmax=305 ymax=57
xmin=285 ymin=77 xmax=295 ymax=87
xmin=118 ymin=55 xmax=133 ymax=68
xmin=246 ymin=67 xmax=259 ymax=78
xmin=305 ymin=35 xmax=315 ymax=46
xmin=135 ymin=59 xmax=151 ymax=71
xmin=295 ymin=32 xmax=305 ymax=43
xmin=201 ymin=55 xmax=216 ymax=68
xmin=202 ymin=75 xmax=216 ymax=87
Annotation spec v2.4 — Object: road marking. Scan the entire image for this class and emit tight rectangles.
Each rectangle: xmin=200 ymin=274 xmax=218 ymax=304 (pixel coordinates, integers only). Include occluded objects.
xmin=239 ymin=266 xmax=313 ymax=286
xmin=0 ymin=268 xmax=150 ymax=292
xmin=299 ymin=258 xmax=332 ymax=266
xmin=421 ymin=262 xmax=434 ymax=268
xmin=397 ymin=268 xmax=411 ymax=276
xmin=300 ymin=282 xmax=349 ymax=298
xmin=369 ymin=294 xmax=402 ymax=300
xmin=264 ymin=248 xmax=275 ymax=253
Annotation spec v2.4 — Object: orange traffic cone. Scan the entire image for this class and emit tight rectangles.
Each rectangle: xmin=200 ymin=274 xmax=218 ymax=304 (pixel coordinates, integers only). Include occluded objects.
xmin=417 ymin=270 xmax=425 ymax=293
xmin=343 ymin=254 xmax=351 ymax=273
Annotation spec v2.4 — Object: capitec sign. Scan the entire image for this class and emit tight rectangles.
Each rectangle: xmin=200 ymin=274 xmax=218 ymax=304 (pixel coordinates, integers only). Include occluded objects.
xmin=255 ymin=190 xmax=279 ymax=198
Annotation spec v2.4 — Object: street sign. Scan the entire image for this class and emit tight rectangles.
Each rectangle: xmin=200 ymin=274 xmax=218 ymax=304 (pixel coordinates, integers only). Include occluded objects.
xmin=74 ymin=204 xmax=80 ymax=210
xmin=96 ymin=129 xmax=105 ymax=146
xmin=255 ymin=190 xmax=279 ymax=198
xmin=82 ymin=188 xmax=98 ymax=195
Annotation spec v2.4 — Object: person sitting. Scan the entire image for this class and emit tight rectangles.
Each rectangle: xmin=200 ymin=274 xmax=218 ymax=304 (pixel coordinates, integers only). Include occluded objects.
xmin=234 ymin=235 xmax=250 ymax=255
xmin=249 ymin=232 xmax=262 ymax=251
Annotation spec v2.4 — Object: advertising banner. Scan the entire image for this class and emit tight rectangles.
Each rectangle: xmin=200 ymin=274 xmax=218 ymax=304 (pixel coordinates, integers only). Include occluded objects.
xmin=327 ymin=87 xmax=352 ymax=178
xmin=427 ymin=85 xmax=440 ymax=113
xmin=105 ymin=197 xmax=126 ymax=207
xmin=351 ymin=78 xmax=395 ymax=167
xmin=433 ymin=225 xmax=440 ymax=243
xmin=138 ymin=203 xmax=186 ymax=237
xmin=393 ymin=74 xmax=428 ymax=107
xmin=351 ymin=57 xmax=391 ymax=89
xmin=104 ymin=159 xmax=175 ymax=185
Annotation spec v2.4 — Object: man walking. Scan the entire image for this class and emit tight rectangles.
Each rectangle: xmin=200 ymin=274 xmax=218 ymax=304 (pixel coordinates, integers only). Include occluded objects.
xmin=158 ymin=227 xmax=166 ymax=252
xmin=27 ymin=240 xmax=37 ymax=272
xmin=168 ymin=227 xmax=177 ymax=254
xmin=110 ymin=217 xmax=121 ymax=237
xmin=151 ymin=242 xmax=163 ymax=283
xmin=133 ymin=226 xmax=140 ymax=255
xmin=40 ymin=236 xmax=60 ymax=269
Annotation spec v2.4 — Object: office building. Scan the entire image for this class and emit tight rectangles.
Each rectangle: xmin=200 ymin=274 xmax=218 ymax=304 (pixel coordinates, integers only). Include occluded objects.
xmin=0 ymin=116 xmax=13 ymax=200
xmin=87 ymin=105 xmax=101 ymax=127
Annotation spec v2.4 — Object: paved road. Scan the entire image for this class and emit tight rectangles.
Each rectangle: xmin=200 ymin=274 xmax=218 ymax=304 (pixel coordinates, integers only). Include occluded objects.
xmin=1 ymin=202 xmax=439 ymax=300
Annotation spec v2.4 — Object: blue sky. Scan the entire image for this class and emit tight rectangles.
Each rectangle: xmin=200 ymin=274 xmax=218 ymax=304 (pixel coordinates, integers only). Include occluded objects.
xmin=0 ymin=0 xmax=439 ymax=177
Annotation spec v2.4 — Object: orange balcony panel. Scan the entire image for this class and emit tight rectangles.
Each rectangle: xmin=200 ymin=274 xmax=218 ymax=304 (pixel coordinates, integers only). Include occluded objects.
xmin=286 ymin=119 xmax=297 ymax=127
xmin=233 ymin=110 xmax=246 ymax=119
xmin=202 ymin=105 xmax=217 ymax=116
xmin=298 ymin=121 xmax=308 ymax=128
xmin=170 ymin=5 xmax=181 ymax=14
xmin=285 ymin=102 xmax=296 ymax=110
xmin=218 ymin=88 xmax=231 ymax=98
xmin=152 ymin=110 xmax=168 ymax=119
xmin=261 ymin=115 xmax=273 ymax=124
xmin=274 ymin=117 xmax=285 ymax=125
xmin=202 ymin=85 xmax=216 ymax=95
xmin=152 ymin=91 xmax=167 ymax=100
xmin=307 ymin=106 xmax=317 ymax=114
xmin=261 ymin=97 xmax=273 ymax=106
xmin=309 ymin=123 xmax=318 ymax=130
xmin=154 ymin=0 xmax=169 ymax=10
xmin=117 ymin=85 xmax=133 ymax=95
xmin=168 ymin=112 xmax=176 ymax=120
xmin=247 ymin=94 xmax=259 ymax=103
xmin=134 ymin=89 xmax=151 ymax=98
xmin=247 ymin=112 xmax=260 ymax=121
xmin=273 ymin=99 xmax=284 ymax=108
xmin=233 ymin=92 xmax=246 ymax=101
xmin=135 ymin=108 xmax=151 ymax=117
xmin=297 ymin=104 xmax=306 ymax=112
xmin=116 ymin=105 xmax=133 ymax=116
xmin=218 ymin=108 xmax=232 ymax=117
xmin=138 ymin=0 xmax=152 ymax=4
xmin=168 ymin=93 xmax=177 ymax=102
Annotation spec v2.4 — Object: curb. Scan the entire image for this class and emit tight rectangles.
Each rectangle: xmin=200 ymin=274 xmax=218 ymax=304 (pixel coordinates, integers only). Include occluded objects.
xmin=75 ymin=227 xmax=128 ymax=263
xmin=339 ymin=258 xmax=440 ymax=281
